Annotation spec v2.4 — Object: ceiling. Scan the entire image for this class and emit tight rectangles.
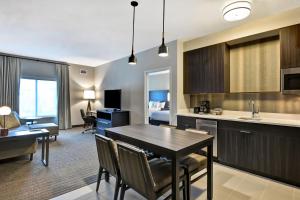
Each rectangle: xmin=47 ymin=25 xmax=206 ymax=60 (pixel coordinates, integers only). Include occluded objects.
xmin=0 ymin=0 xmax=299 ymax=66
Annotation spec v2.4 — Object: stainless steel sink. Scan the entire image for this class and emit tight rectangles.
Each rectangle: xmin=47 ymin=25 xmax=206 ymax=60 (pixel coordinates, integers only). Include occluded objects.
xmin=238 ymin=117 xmax=262 ymax=121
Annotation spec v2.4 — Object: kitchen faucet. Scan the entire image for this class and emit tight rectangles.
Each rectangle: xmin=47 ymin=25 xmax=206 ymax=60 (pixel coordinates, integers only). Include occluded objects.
xmin=249 ymin=99 xmax=259 ymax=118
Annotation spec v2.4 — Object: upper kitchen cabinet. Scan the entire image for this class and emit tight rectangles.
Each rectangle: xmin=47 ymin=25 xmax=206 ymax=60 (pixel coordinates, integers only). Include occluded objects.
xmin=280 ymin=24 xmax=300 ymax=69
xmin=229 ymin=37 xmax=281 ymax=93
xmin=184 ymin=43 xmax=229 ymax=94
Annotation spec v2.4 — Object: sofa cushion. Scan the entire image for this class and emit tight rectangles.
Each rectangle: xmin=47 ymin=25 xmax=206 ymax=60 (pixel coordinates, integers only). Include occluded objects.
xmin=0 ymin=111 xmax=21 ymax=129
xmin=29 ymin=123 xmax=59 ymax=136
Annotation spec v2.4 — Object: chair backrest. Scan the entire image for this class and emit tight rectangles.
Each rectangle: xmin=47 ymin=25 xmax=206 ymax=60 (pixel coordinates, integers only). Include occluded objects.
xmin=80 ymin=109 xmax=86 ymax=119
xmin=117 ymin=142 xmax=156 ymax=197
xmin=95 ymin=134 xmax=119 ymax=177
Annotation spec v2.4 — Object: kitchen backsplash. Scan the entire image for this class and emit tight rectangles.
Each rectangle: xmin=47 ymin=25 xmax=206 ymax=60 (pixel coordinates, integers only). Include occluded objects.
xmin=190 ymin=93 xmax=300 ymax=114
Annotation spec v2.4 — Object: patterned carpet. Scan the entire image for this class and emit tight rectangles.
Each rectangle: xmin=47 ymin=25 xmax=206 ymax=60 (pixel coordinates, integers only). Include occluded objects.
xmin=0 ymin=128 xmax=99 ymax=200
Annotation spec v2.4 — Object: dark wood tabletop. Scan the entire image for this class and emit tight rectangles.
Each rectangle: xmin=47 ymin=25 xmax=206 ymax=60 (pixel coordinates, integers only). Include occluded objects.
xmin=106 ymin=124 xmax=213 ymax=156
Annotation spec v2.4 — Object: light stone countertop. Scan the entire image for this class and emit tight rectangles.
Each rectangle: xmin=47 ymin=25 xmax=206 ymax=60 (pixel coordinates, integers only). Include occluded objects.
xmin=177 ymin=110 xmax=300 ymax=128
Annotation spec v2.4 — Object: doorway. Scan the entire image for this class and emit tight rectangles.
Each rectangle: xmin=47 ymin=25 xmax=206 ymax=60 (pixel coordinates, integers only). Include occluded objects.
xmin=144 ymin=68 xmax=171 ymax=125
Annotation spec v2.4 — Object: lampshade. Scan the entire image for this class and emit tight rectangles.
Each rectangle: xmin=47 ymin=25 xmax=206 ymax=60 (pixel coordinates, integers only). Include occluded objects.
xmin=0 ymin=106 xmax=12 ymax=116
xmin=83 ymin=90 xmax=96 ymax=100
xmin=223 ymin=1 xmax=251 ymax=22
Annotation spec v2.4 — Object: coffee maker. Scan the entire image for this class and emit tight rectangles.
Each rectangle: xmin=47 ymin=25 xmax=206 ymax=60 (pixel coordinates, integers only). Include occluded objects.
xmin=199 ymin=101 xmax=210 ymax=114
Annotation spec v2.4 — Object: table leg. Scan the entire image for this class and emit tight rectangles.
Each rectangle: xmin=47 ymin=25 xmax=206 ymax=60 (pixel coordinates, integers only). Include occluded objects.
xmin=207 ymin=142 xmax=213 ymax=200
xmin=41 ymin=136 xmax=45 ymax=162
xmin=41 ymin=135 xmax=49 ymax=167
xmin=172 ymin=158 xmax=180 ymax=200
xmin=45 ymin=135 xmax=49 ymax=166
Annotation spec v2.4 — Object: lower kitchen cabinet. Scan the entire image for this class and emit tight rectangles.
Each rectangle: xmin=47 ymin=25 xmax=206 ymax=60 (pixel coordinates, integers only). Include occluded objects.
xmin=177 ymin=115 xmax=196 ymax=130
xmin=218 ymin=120 xmax=300 ymax=186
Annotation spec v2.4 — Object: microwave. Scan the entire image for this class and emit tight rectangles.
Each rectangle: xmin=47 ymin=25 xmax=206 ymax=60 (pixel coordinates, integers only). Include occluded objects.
xmin=281 ymin=68 xmax=300 ymax=94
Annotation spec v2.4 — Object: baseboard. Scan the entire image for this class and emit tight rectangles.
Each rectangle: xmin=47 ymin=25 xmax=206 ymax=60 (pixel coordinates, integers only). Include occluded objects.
xmin=72 ymin=124 xmax=84 ymax=128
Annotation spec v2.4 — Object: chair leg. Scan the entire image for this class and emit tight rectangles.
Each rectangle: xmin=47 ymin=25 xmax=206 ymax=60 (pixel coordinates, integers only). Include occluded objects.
xmin=119 ymin=183 xmax=126 ymax=200
xmin=113 ymin=175 xmax=121 ymax=200
xmin=182 ymin=180 xmax=187 ymax=200
xmin=29 ymin=153 xmax=33 ymax=161
xmin=96 ymin=167 xmax=104 ymax=192
xmin=54 ymin=135 xmax=57 ymax=141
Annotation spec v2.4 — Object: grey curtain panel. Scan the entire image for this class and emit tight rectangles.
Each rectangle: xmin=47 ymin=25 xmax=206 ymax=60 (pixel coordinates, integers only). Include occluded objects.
xmin=56 ymin=64 xmax=72 ymax=130
xmin=0 ymin=56 xmax=21 ymax=112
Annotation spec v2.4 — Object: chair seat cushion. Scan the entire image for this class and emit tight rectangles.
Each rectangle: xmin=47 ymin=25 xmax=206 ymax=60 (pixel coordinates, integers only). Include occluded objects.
xmin=180 ymin=153 xmax=207 ymax=173
xmin=149 ymin=158 xmax=184 ymax=192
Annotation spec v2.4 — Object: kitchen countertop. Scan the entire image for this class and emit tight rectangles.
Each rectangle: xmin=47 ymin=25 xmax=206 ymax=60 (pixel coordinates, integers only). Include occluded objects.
xmin=177 ymin=110 xmax=300 ymax=128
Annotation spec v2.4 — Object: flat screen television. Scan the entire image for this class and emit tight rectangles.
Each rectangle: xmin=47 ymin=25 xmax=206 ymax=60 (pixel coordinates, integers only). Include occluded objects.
xmin=104 ymin=89 xmax=121 ymax=110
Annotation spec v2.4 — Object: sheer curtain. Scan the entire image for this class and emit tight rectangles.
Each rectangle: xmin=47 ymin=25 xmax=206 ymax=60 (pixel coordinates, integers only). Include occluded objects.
xmin=0 ymin=56 xmax=21 ymax=112
xmin=56 ymin=64 xmax=72 ymax=129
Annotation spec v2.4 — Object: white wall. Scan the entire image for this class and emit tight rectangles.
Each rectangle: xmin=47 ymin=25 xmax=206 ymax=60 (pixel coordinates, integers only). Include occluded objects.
xmin=69 ymin=64 xmax=95 ymax=126
xmin=94 ymin=41 xmax=179 ymax=125
xmin=149 ymin=72 xmax=170 ymax=91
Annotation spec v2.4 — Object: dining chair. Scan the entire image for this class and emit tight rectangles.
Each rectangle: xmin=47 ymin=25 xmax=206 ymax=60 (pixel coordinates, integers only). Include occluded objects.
xmin=117 ymin=142 xmax=187 ymax=200
xmin=95 ymin=134 xmax=121 ymax=200
xmin=160 ymin=125 xmax=208 ymax=200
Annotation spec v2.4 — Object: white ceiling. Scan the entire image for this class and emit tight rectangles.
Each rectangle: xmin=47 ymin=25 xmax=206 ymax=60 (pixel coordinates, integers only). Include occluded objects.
xmin=0 ymin=0 xmax=300 ymax=66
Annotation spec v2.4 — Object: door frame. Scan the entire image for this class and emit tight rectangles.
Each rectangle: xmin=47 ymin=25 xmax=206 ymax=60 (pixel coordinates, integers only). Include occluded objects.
xmin=144 ymin=67 xmax=172 ymax=124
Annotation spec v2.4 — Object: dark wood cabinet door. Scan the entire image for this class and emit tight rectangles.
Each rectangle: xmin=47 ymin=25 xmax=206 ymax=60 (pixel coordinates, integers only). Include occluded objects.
xmin=218 ymin=126 xmax=255 ymax=169
xmin=280 ymin=24 xmax=300 ymax=69
xmin=184 ymin=43 xmax=229 ymax=94
xmin=176 ymin=115 xmax=196 ymax=130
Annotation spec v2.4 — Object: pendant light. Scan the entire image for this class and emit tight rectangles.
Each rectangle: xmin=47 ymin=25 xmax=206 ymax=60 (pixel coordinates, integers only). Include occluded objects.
xmin=128 ymin=1 xmax=138 ymax=65
xmin=158 ymin=0 xmax=168 ymax=57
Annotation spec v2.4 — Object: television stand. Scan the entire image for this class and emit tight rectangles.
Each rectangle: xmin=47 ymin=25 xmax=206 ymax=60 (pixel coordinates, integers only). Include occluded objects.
xmin=96 ymin=110 xmax=130 ymax=135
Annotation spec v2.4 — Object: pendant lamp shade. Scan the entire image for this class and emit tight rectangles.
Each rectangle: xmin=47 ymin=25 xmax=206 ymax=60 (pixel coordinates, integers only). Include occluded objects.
xmin=158 ymin=0 xmax=168 ymax=57
xmin=128 ymin=1 xmax=138 ymax=65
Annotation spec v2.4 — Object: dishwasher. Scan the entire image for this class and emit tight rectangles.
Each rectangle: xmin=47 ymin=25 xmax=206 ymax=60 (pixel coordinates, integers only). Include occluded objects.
xmin=196 ymin=119 xmax=218 ymax=157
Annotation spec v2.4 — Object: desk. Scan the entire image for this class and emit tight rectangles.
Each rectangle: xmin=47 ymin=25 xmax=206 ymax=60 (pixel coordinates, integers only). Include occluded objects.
xmin=106 ymin=124 xmax=214 ymax=200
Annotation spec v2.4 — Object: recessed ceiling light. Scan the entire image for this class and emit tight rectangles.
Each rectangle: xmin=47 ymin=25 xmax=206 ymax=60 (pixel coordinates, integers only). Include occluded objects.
xmin=223 ymin=1 xmax=252 ymax=22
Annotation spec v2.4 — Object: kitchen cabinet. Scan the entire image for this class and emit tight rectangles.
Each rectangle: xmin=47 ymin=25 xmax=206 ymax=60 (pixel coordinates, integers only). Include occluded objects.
xmin=229 ymin=38 xmax=280 ymax=93
xmin=176 ymin=115 xmax=196 ymax=130
xmin=183 ymin=43 xmax=229 ymax=94
xmin=280 ymin=24 xmax=300 ymax=69
xmin=218 ymin=120 xmax=300 ymax=186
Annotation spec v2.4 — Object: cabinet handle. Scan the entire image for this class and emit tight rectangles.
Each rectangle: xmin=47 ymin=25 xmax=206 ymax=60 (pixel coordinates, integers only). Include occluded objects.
xmin=240 ymin=130 xmax=252 ymax=134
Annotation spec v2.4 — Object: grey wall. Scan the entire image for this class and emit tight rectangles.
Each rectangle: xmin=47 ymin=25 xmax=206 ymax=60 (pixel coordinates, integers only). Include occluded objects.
xmin=149 ymin=72 xmax=170 ymax=91
xmin=94 ymin=40 xmax=178 ymax=125
xmin=69 ymin=64 xmax=95 ymax=126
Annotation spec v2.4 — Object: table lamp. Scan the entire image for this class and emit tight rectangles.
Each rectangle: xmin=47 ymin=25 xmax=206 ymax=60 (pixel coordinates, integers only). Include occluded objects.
xmin=83 ymin=90 xmax=95 ymax=114
xmin=0 ymin=106 xmax=12 ymax=136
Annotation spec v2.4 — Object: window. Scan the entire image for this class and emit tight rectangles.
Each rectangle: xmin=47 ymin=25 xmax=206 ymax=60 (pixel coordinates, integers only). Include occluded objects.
xmin=19 ymin=79 xmax=57 ymax=118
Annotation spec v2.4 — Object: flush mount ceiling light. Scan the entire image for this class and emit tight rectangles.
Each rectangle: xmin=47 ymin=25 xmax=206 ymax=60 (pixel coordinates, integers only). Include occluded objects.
xmin=128 ymin=1 xmax=138 ymax=65
xmin=223 ymin=1 xmax=252 ymax=22
xmin=158 ymin=0 xmax=168 ymax=57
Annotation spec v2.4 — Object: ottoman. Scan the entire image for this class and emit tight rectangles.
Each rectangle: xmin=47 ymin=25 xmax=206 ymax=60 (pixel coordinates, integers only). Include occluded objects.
xmin=29 ymin=123 xmax=59 ymax=141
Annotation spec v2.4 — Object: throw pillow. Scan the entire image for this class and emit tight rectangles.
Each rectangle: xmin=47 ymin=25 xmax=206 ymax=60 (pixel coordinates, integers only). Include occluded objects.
xmin=0 ymin=111 xmax=21 ymax=129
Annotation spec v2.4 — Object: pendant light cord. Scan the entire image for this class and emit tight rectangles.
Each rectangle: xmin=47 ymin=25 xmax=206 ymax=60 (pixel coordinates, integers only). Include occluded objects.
xmin=131 ymin=5 xmax=136 ymax=54
xmin=162 ymin=0 xmax=165 ymax=42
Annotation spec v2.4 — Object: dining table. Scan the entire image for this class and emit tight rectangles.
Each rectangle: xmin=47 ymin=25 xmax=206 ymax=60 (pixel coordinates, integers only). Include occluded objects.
xmin=105 ymin=124 xmax=214 ymax=200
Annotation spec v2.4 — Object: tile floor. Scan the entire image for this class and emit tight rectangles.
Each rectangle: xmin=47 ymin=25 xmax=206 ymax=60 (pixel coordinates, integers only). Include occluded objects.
xmin=51 ymin=163 xmax=300 ymax=200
